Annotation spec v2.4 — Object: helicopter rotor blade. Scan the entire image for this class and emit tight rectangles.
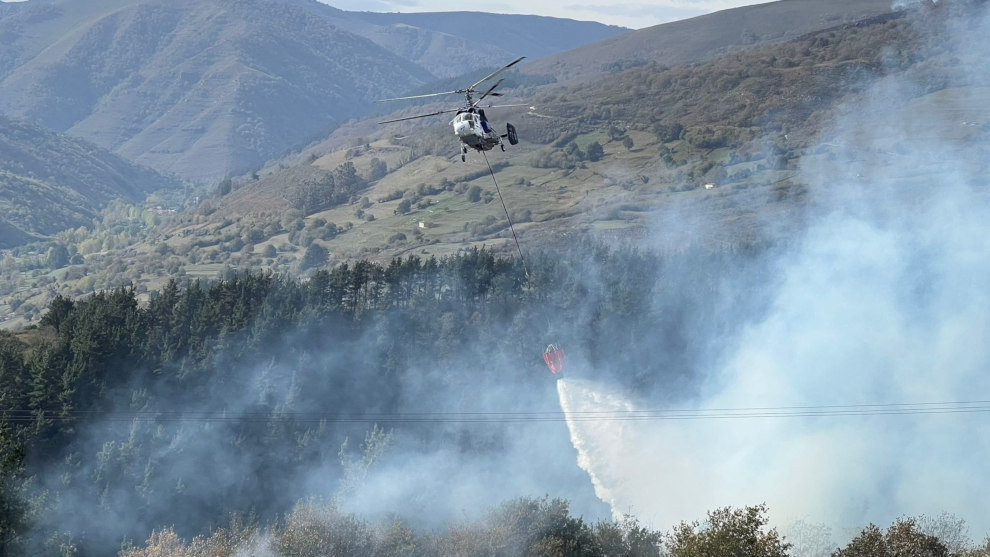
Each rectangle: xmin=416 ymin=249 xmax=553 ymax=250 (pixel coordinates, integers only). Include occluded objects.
xmin=475 ymin=79 xmax=505 ymax=104
xmin=474 ymin=103 xmax=530 ymax=109
xmin=380 ymin=57 xmax=524 ymax=105
xmin=377 ymin=108 xmax=460 ymax=124
xmin=377 ymin=90 xmax=462 ymax=102
xmin=468 ymin=56 xmax=525 ymax=92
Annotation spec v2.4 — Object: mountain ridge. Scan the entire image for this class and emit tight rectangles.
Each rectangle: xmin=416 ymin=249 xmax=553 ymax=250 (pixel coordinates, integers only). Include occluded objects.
xmin=0 ymin=0 xmax=626 ymax=180
xmin=520 ymin=0 xmax=896 ymax=84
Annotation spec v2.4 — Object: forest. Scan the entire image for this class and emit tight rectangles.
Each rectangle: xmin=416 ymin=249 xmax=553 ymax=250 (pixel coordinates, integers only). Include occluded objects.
xmin=3 ymin=243 xmax=988 ymax=555
xmin=0 ymin=243 xmax=773 ymax=554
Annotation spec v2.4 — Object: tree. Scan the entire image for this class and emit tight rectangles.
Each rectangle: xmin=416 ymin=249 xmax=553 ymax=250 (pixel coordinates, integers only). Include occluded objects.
xmin=835 ymin=518 xmax=948 ymax=557
xmin=918 ymin=513 xmax=972 ymax=555
xmin=834 ymin=524 xmax=886 ymax=557
xmin=336 ymin=425 xmax=393 ymax=503
xmin=332 ymin=162 xmax=365 ymax=196
xmin=369 ymin=158 xmax=388 ymax=181
xmin=481 ymin=497 xmax=599 ymax=557
xmin=593 ymin=519 xmax=662 ymax=557
xmin=45 ymin=244 xmax=69 ymax=269
xmin=300 ymin=243 xmax=329 ymax=271
xmin=216 ymin=176 xmax=233 ymax=197
xmin=287 ymin=175 xmax=335 ymax=214
xmin=665 ymin=504 xmax=790 ymax=557
xmin=586 ymin=141 xmax=604 ymax=162
xmin=886 ymin=518 xmax=948 ymax=557
xmin=0 ymin=421 xmax=30 ymax=556
xmin=957 ymin=539 xmax=990 ymax=557
xmin=39 ymin=294 xmax=74 ymax=332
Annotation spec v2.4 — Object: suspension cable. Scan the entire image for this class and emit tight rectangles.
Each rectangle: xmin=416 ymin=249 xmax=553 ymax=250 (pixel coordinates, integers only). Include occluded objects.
xmin=482 ymin=149 xmax=529 ymax=279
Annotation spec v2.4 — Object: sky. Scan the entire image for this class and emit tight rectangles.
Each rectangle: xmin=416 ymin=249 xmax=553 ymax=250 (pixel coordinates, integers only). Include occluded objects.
xmin=318 ymin=0 xmax=772 ymax=29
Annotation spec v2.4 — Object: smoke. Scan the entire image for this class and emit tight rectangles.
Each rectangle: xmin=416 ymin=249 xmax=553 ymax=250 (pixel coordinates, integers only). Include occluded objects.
xmin=26 ymin=313 xmax=610 ymax=552
xmin=892 ymin=0 xmax=938 ymax=10
xmin=552 ymin=0 xmax=990 ymax=542
xmin=313 ymin=2 xmax=990 ymax=542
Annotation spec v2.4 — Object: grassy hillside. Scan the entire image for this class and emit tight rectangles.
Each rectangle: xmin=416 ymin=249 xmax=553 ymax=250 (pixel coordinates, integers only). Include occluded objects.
xmin=0 ymin=114 xmax=180 ymax=249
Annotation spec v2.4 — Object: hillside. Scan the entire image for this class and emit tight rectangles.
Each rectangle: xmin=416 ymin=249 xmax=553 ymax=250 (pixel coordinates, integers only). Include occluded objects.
xmin=230 ymin=6 xmax=931 ymax=253
xmin=520 ymin=0 xmax=896 ymax=84
xmin=275 ymin=1 xmax=630 ymax=79
xmin=0 ymin=0 xmax=625 ymax=181
xmin=5 ymin=0 xmax=977 ymax=328
xmin=0 ymin=114 xmax=179 ymax=249
xmin=0 ymin=0 xmax=434 ymax=182
xmin=342 ymin=11 xmax=628 ymax=78
xmin=5 ymin=1 xmax=989 ymax=327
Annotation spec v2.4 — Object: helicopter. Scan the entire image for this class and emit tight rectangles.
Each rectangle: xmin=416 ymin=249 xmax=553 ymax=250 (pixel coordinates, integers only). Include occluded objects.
xmin=377 ymin=57 xmax=525 ymax=162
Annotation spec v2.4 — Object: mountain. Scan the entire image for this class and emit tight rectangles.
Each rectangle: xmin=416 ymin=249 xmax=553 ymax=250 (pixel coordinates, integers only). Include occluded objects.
xmin=0 ymin=0 xmax=435 ymax=182
xmin=275 ymin=0 xmax=630 ymax=78
xmin=0 ymin=0 xmax=626 ymax=182
xmin=520 ymin=0 xmax=896 ymax=84
xmin=338 ymin=11 xmax=628 ymax=78
xmin=0 ymin=114 xmax=179 ymax=248
xmin=9 ymin=0 xmax=980 ymax=327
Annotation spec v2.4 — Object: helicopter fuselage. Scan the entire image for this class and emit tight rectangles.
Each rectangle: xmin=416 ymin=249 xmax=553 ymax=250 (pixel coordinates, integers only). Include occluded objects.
xmin=451 ymin=110 xmax=501 ymax=152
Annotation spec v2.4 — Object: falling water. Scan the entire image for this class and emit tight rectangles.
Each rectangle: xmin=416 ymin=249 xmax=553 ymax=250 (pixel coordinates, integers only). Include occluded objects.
xmin=555 ymin=378 xmax=632 ymax=521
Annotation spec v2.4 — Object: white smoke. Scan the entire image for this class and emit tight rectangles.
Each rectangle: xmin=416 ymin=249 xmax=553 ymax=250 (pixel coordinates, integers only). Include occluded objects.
xmin=556 ymin=0 xmax=990 ymax=541
xmin=892 ymin=0 xmax=938 ymax=10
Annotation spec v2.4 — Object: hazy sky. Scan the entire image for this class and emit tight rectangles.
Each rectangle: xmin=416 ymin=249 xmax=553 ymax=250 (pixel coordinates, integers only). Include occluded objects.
xmin=319 ymin=0 xmax=773 ymax=29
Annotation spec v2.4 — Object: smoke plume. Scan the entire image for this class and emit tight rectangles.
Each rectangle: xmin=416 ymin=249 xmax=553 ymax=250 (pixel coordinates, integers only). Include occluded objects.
xmin=554 ymin=0 xmax=990 ymax=541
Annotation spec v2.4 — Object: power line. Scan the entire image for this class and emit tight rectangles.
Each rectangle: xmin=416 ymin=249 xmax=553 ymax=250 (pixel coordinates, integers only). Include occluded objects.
xmin=4 ymin=400 xmax=990 ymax=425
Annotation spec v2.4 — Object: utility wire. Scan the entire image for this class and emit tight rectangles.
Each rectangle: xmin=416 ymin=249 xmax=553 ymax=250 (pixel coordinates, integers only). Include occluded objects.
xmin=5 ymin=400 xmax=990 ymax=424
xmin=482 ymin=149 xmax=530 ymax=280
